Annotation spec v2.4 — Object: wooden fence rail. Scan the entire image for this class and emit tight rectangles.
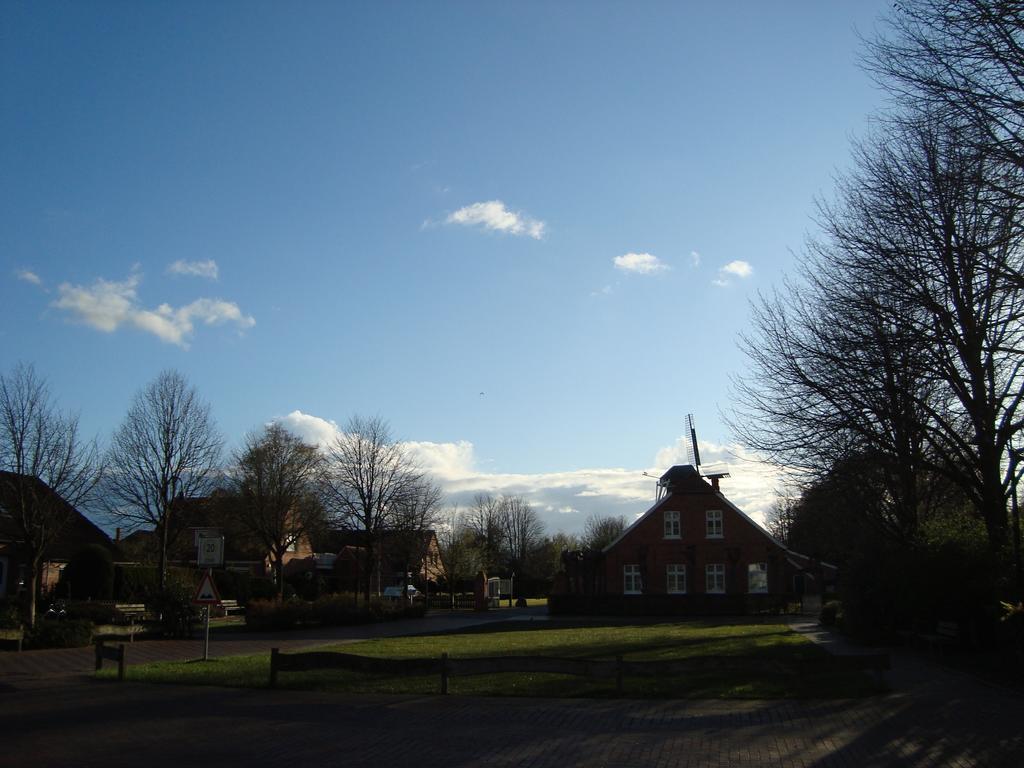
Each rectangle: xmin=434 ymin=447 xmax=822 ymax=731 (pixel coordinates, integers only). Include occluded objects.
xmin=94 ymin=640 xmax=127 ymax=681
xmin=268 ymin=649 xmax=890 ymax=693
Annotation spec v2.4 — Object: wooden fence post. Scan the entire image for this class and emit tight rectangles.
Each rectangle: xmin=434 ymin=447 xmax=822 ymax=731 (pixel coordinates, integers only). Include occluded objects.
xmin=117 ymin=644 xmax=126 ymax=681
xmin=269 ymin=648 xmax=279 ymax=688
xmin=440 ymin=653 xmax=449 ymax=695
xmin=615 ymin=655 xmax=623 ymax=696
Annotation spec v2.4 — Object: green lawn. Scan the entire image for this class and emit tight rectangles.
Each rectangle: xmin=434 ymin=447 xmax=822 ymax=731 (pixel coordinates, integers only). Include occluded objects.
xmin=99 ymin=619 xmax=883 ymax=698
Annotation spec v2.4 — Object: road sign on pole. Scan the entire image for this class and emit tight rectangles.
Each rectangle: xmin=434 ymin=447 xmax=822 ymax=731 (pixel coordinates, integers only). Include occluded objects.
xmin=192 ymin=569 xmax=222 ymax=605
xmin=197 ymin=534 xmax=224 ymax=568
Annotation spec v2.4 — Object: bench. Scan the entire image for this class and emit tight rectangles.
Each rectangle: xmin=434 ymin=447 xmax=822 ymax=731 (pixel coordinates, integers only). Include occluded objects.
xmin=0 ymin=627 xmax=24 ymax=652
xmin=208 ymin=599 xmax=243 ymax=618
xmin=113 ymin=603 xmax=154 ymax=639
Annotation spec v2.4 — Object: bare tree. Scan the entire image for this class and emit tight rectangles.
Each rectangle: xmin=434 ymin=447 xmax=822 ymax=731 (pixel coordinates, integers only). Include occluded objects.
xmin=0 ymin=363 xmax=102 ymax=626
xmin=465 ymin=493 xmax=505 ymax=573
xmin=322 ymin=415 xmax=422 ymax=604
xmin=497 ymin=495 xmax=545 ymax=579
xmin=732 ymin=112 xmax=1024 ymax=551
xmin=436 ymin=505 xmax=477 ymax=607
xmin=390 ymin=478 xmax=444 ymax=598
xmin=228 ymin=423 xmax=325 ymax=597
xmin=106 ymin=370 xmax=223 ymax=590
xmin=581 ymin=513 xmax=627 ymax=551
xmin=866 ymin=1 xmax=1024 ymax=180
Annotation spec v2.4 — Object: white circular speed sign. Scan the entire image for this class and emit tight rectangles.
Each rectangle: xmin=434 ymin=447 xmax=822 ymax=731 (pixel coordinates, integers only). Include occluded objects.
xmin=197 ymin=535 xmax=224 ymax=567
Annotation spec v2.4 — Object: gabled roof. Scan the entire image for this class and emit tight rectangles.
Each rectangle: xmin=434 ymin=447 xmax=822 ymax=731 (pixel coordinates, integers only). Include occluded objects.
xmin=0 ymin=471 xmax=114 ymax=559
xmin=602 ymin=464 xmax=837 ymax=570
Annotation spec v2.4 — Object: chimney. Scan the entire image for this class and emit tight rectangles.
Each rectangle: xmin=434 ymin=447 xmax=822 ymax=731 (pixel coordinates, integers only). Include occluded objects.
xmin=710 ymin=477 xmax=720 ymax=491
xmin=115 ymin=527 xmax=121 ymax=542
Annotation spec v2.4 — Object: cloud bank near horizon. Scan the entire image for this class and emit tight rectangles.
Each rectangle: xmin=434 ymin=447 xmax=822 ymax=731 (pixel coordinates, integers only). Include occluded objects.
xmin=274 ymin=409 xmax=784 ymax=535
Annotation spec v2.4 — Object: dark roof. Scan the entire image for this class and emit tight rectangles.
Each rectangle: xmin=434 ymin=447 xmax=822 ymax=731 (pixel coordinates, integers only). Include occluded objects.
xmin=313 ymin=528 xmax=438 ymax=554
xmin=0 ymin=471 xmax=114 ymax=559
xmin=121 ymin=493 xmax=266 ymax=563
xmin=658 ymin=465 xmax=713 ymax=494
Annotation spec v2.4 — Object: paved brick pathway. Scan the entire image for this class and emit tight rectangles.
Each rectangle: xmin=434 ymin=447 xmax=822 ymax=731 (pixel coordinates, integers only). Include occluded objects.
xmin=1 ymin=611 xmax=1022 ymax=767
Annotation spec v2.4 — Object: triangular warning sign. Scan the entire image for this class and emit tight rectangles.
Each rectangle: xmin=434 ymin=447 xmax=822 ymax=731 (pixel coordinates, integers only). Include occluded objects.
xmin=191 ymin=569 xmax=222 ymax=605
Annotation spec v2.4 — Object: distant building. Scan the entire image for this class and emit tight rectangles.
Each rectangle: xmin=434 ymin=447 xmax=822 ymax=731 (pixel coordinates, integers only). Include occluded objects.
xmin=551 ymin=465 xmax=835 ymax=615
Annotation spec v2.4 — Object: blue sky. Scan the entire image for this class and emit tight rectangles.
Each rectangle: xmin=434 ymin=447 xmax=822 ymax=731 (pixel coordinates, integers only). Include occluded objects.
xmin=2 ymin=1 xmax=892 ymax=533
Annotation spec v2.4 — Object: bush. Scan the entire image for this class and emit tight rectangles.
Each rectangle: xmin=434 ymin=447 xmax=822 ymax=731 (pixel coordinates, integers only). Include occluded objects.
xmin=515 ymin=597 xmax=528 ymax=608
xmin=819 ymin=600 xmax=843 ymax=627
xmin=0 ymin=600 xmax=24 ymax=629
xmin=28 ymin=619 xmax=93 ymax=649
xmin=249 ymin=578 xmax=278 ymax=601
xmin=63 ymin=601 xmax=124 ymax=625
xmin=244 ymin=599 xmax=312 ymax=631
xmin=60 ymin=545 xmax=114 ymax=600
xmin=149 ymin=586 xmax=199 ymax=639
xmin=312 ymin=594 xmax=364 ymax=626
xmin=213 ymin=570 xmax=252 ymax=603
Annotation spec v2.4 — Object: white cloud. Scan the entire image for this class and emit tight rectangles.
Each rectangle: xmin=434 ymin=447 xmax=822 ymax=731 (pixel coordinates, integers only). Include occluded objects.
xmin=167 ymin=259 xmax=219 ymax=280
xmin=446 ymin=200 xmax=546 ymax=239
xmin=721 ymin=260 xmax=753 ymax=278
xmin=15 ymin=269 xmax=42 ymax=286
xmin=690 ymin=251 xmax=701 ymax=268
xmin=712 ymin=260 xmax=753 ymax=287
xmin=282 ymin=409 xmax=786 ymax=535
xmin=613 ymin=252 xmax=668 ymax=274
xmin=590 ymin=285 xmax=613 ymax=297
xmin=52 ymin=272 xmax=254 ymax=348
xmin=274 ymin=410 xmax=342 ymax=447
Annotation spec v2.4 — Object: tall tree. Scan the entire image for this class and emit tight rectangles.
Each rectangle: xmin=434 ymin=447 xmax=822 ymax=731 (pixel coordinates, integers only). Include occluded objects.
xmin=390 ymin=478 xmax=444 ymax=598
xmin=733 ymin=113 xmax=1024 ymax=551
xmin=107 ymin=370 xmax=223 ymax=590
xmin=466 ymin=493 xmax=505 ymax=574
xmin=323 ymin=415 xmax=422 ymax=604
xmin=436 ymin=505 xmax=477 ymax=606
xmin=867 ymin=1 xmax=1024 ymax=179
xmin=581 ymin=513 xmax=627 ymax=551
xmin=0 ymin=363 xmax=102 ymax=626
xmin=497 ymin=495 xmax=545 ymax=579
xmin=229 ymin=423 xmax=325 ymax=597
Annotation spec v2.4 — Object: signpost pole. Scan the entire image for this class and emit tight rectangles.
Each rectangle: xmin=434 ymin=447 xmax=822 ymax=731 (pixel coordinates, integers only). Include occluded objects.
xmin=203 ymin=604 xmax=210 ymax=661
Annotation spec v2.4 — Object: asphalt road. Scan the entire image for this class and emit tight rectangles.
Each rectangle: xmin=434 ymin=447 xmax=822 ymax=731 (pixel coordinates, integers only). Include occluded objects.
xmin=1 ymin=611 xmax=1022 ymax=767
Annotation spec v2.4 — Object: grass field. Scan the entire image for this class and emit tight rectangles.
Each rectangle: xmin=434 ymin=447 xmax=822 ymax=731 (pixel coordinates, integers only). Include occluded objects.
xmin=99 ymin=618 xmax=884 ymax=699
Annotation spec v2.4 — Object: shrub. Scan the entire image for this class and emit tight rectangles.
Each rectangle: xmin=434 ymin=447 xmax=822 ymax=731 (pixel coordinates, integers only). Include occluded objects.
xmin=60 ymin=544 xmax=115 ymax=600
xmin=28 ymin=619 xmax=93 ymax=649
xmin=819 ymin=600 xmax=842 ymax=627
xmin=312 ymin=594 xmax=364 ymax=626
xmin=213 ymin=570 xmax=252 ymax=603
xmin=515 ymin=597 xmax=528 ymax=608
xmin=0 ymin=601 xmax=24 ymax=629
xmin=244 ymin=599 xmax=312 ymax=631
xmin=64 ymin=601 xmax=124 ymax=625
xmin=149 ymin=587 xmax=199 ymax=639
xmin=249 ymin=578 xmax=278 ymax=602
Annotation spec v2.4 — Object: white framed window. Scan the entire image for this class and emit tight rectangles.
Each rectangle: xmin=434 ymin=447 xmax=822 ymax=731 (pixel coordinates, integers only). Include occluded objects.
xmin=664 ymin=510 xmax=680 ymax=538
xmin=667 ymin=564 xmax=686 ymax=594
xmin=748 ymin=562 xmax=768 ymax=593
xmin=624 ymin=564 xmax=642 ymax=594
xmin=706 ymin=563 xmax=725 ymax=594
xmin=705 ymin=509 xmax=723 ymax=538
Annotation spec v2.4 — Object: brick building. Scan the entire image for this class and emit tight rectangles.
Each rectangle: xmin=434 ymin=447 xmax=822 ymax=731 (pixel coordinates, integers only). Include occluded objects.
xmin=551 ymin=465 xmax=835 ymax=615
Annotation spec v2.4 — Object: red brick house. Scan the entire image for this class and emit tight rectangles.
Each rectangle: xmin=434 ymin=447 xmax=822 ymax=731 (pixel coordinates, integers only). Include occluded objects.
xmin=295 ymin=528 xmax=444 ymax=595
xmin=551 ymin=465 xmax=836 ymax=615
